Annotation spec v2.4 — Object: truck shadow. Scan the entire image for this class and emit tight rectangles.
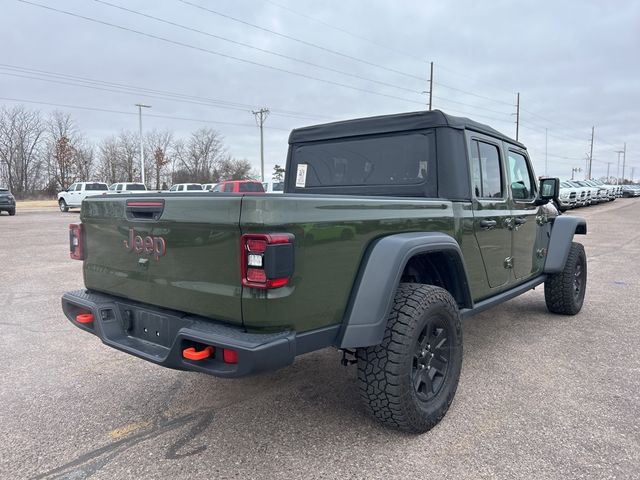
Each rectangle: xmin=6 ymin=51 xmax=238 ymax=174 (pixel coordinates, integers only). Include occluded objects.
xmin=36 ymin=295 xmax=565 ymax=479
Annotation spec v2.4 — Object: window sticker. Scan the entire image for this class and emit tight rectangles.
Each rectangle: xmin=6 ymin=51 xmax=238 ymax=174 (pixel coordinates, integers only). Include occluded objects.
xmin=296 ymin=163 xmax=308 ymax=188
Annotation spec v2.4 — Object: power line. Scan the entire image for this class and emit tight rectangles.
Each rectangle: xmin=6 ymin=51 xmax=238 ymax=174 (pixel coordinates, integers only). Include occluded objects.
xmin=433 ymin=81 xmax=514 ymax=106
xmin=178 ymin=0 xmax=425 ymax=82
xmin=436 ymin=64 xmax=516 ymax=95
xmin=260 ymin=0 xmax=426 ymax=63
xmin=520 ymin=107 xmax=625 ymax=149
xmin=0 ymin=64 xmax=330 ymax=121
xmin=16 ymin=0 xmax=426 ymax=107
xmin=92 ymin=0 xmax=422 ymax=95
xmin=0 ymin=95 xmax=292 ymax=131
xmin=432 ymin=94 xmax=513 ymax=117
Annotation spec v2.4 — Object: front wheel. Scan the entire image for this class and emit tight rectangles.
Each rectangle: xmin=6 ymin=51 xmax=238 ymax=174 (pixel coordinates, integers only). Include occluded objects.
xmin=8 ymin=208 xmax=15 ymax=216
xmin=544 ymin=242 xmax=587 ymax=315
xmin=58 ymin=199 xmax=69 ymax=212
xmin=357 ymin=284 xmax=462 ymax=433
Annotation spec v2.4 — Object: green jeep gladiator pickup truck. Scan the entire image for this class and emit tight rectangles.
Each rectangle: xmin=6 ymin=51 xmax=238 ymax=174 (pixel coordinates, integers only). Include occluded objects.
xmin=62 ymin=110 xmax=587 ymax=433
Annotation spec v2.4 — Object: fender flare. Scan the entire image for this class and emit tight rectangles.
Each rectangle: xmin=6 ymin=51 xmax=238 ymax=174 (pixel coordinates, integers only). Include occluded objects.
xmin=337 ymin=232 xmax=472 ymax=349
xmin=543 ymin=216 xmax=587 ymax=274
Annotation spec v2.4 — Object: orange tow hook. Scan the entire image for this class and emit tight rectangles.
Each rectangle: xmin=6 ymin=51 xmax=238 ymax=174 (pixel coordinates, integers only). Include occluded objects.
xmin=183 ymin=346 xmax=214 ymax=361
xmin=76 ymin=313 xmax=94 ymax=324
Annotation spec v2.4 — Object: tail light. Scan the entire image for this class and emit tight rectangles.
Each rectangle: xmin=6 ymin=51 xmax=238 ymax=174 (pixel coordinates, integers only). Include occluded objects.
xmin=69 ymin=223 xmax=84 ymax=260
xmin=241 ymin=233 xmax=294 ymax=289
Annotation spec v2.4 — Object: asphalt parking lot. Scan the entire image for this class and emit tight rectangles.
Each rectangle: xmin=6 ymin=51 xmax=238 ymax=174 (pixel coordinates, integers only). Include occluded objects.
xmin=0 ymin=200 xmax=638 ymax=479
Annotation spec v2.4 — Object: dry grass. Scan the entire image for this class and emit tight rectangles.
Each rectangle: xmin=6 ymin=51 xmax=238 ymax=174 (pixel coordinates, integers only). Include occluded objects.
xmin=16 ymin=200 xmax=58 ymax=209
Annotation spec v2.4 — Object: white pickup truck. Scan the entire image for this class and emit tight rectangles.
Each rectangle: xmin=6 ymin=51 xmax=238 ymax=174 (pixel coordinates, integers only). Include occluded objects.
xmin=57 ymin=182 xmax=109 ymax=212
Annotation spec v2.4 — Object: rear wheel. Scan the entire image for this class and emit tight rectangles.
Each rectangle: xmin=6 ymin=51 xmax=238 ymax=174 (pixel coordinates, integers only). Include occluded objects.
xmin=59 ymin=199 xmax=69 ymax=212
xmin=357 ymin=284 xmax=462 ymax=433
xmin=544 ymin=242 xmax=586 ymax=315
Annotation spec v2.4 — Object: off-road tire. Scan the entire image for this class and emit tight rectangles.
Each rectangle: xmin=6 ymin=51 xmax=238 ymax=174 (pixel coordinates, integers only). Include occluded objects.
xmin=544 ymin=242 xmax=586 ymax=315
xmin=59 ymin=199 xmax=69 ymax=212
xmin=356 ymin=283 xmax=462 ymax=434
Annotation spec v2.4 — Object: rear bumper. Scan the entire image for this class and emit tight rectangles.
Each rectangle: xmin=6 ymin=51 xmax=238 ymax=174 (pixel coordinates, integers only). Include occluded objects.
xmin=62 ymin=290 xmax=338 ymax=377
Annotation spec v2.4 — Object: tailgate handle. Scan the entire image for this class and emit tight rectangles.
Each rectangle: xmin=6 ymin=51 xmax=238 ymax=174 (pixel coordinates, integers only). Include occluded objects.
xmin=126 ymin=200 xmax=165 ymax=221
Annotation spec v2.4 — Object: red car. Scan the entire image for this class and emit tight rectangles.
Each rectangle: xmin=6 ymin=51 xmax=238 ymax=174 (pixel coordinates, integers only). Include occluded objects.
xmin=210 ymin=180 xmax=265 ymax=193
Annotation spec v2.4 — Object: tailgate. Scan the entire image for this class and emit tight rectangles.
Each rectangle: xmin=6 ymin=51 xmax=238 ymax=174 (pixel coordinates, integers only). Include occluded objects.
xmin=81 ymin=195 xmax=243 ymax=325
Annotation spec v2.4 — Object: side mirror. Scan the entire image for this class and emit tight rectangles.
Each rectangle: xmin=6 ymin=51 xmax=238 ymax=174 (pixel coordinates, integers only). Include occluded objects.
xmin=535 ymin=177 xmax=559 ymax=205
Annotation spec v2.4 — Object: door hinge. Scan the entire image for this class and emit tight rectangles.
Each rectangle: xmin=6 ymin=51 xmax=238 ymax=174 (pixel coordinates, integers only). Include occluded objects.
xmin=504 ymin=256 xmax=514 ymax=269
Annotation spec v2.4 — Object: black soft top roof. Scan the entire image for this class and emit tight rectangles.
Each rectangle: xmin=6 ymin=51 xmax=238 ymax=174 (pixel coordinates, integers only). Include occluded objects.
xmin=288 ymin=109 xmax=524 ymax=148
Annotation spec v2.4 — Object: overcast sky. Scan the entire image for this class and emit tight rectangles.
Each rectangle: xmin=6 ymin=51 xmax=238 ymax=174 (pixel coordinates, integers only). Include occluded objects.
xmin=1 ymin=0 xmax=638 ymax=181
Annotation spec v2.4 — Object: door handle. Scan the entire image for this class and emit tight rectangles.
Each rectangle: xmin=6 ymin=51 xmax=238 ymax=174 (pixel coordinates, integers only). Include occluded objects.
xmin=479 ymin=219 xmax=497 ymax=230
xmin=514 ymin=217 xmax=527 ymax=225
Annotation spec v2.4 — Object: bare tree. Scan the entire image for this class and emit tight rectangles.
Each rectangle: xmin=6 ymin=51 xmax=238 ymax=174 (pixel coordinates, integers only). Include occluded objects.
xmin=175 ymin=128 xmax=225 ymax=183
xmin=74 ymin=140 xmax=95 ymax=181
xmin=97 ymin=136 xmax=120 ymax=185
xmin=46 ymin=110 xmax=87 ymax=189
xmin=117 ymin=131 xmax=139 ymax=182
xmin=0 ymin=106 xmax=45 ymax=193
xmin=218 ymin=156 xmax=255 ymax=181
xmin=145 ymin=129 xmax=173 ymax=189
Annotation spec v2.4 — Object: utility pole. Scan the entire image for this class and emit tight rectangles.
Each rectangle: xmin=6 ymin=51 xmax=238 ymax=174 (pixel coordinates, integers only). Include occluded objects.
xmin=622 ymin=142 xmax=627 ymax=183
xmin=606 ymin=162 xmax=612 ymax=180
xmin=545 ymin=128 xmax=548 ymax=176
xmin=615 ymin=150 xmax=624 ymax=184
xmin=252 ymin=108 xmax=270 ymax=182
xmin=632 ymin=167 xmax=636 ymax=182
xmin=135 ymin=103 xmax=151 ymax=186
xmin=515 ymin=92 xmax=520 ymax=141
xmin=587 ymin=126 xmax=594 ymax=180
xmin=428 ymin=61 xmax=433 ymax=111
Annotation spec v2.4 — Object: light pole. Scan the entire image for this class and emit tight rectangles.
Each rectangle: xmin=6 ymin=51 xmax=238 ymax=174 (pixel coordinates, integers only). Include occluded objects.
xmin=615 ymin=150 xmax=624 ymax=184
xmin=135 ymin=103 xmax=151 ymax=185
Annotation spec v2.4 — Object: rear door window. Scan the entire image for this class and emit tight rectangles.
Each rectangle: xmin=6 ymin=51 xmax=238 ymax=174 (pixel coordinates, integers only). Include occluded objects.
xmin=470 ymin=140 xmax=503 ymax=198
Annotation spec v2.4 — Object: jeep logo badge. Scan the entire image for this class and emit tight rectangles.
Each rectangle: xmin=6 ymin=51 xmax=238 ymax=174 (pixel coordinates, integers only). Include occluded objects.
xmin=124 ymin=228 xmax=166 ymax=260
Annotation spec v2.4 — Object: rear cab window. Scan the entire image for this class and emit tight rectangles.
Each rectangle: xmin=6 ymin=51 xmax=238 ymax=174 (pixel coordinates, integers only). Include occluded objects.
xmin=239 ymin=182 xmax=264 ymax=193
xmin=289 ymin=130 xmax=436 ymax=196
xmin=85 ymin=183 xmax=108 ymax=191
